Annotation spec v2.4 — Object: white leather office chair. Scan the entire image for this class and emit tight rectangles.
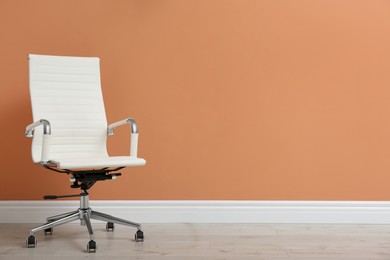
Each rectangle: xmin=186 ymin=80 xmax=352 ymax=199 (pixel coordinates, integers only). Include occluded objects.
xmin=25 ymin=54 xmax=146 ymax=252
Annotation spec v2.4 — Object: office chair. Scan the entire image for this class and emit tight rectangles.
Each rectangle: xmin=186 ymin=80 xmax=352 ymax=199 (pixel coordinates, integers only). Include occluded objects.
xmin=25 ymin=54 xmax=146 ymax=253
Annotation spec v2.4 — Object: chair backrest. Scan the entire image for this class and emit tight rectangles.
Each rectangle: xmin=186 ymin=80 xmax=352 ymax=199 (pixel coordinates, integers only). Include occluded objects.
xmin=28 ymin=54 xmax=108 ymax=163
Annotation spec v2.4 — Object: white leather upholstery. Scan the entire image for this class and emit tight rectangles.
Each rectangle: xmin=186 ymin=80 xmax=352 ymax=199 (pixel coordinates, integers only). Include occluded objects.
xmin=28 ymin=54 xmax=146 ymax=169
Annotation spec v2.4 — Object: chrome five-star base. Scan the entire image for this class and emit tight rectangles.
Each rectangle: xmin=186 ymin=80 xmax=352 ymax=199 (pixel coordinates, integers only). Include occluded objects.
xmin=26 ymin=193 xmax=144 ymax=253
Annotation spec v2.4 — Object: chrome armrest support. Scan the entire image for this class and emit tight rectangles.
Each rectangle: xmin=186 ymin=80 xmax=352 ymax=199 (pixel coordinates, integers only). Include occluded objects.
xmin=107 ymin=118 xmax=139 ymax=157
xmin=25 ymin=119 xmax=51 ymax=137
xmin=25 ymin=119 xmax=52 ymax=163
xmin=107 ymin=118 xmax=138 ymax=135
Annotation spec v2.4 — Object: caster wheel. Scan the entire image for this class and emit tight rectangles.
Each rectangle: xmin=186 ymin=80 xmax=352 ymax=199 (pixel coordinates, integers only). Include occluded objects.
xmin=106 ymin=222 xmax=114 ymax=232
xmin=26 ymin=235 xmax=37 ymax=248
xmin=44 ymin=227 xmax=53 ymax=235
xmin=135 ymin=230 xmax=144 ymax=242
xmin=87 ymin=240 xmax=97 ymax=253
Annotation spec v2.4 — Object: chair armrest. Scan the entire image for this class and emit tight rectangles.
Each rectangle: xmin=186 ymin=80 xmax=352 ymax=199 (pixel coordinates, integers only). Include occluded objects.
xmin=107 ymin=118 xmax=138 ymax=135
xmin=107 ymin=118 xmax=140 ymax=157
xmin=25 ymin=119 xmax=51 ymax=163
xmin=25 ymin=119 xmax=51 ymax=137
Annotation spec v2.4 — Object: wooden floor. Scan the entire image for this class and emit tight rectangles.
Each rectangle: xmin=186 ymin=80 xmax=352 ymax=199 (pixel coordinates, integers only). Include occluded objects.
xmin=1 ymin=223 xmax=390 ymax=259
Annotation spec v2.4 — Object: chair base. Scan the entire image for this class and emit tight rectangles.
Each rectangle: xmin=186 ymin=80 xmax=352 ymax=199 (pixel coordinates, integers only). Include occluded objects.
xmin=26 ymin=193 xmax=143 ymax=252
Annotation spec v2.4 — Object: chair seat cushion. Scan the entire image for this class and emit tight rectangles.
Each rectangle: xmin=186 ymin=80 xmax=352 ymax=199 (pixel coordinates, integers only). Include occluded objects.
xmin=57 ymin=156 xmax=146 ymax=169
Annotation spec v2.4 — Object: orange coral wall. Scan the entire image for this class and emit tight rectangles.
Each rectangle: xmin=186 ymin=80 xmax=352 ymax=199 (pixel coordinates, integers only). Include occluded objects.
xmin=1 ymin=0 xmax=390 ymax=200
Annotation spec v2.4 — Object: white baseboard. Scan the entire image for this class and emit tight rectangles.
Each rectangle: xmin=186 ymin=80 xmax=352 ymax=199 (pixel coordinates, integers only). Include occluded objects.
xmin=1 ymin=200 xmax=390 ymax=224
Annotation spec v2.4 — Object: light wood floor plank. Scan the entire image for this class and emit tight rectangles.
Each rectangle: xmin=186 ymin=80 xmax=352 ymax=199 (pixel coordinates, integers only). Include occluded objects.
xmin=0 ymin=223 xmax=389 ymax=259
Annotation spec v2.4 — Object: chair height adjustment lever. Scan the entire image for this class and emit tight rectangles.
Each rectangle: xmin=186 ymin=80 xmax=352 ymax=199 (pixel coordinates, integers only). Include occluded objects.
xmin=43 ymin=194 xmax=83 ymax=200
